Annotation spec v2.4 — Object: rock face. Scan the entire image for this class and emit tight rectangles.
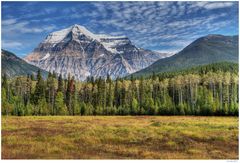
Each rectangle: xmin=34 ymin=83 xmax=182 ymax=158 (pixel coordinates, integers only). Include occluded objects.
xmin=25 ymin=24 xmax=166 ymax=81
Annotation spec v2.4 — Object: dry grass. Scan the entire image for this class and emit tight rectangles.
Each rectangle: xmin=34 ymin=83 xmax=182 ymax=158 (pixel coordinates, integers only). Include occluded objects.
xmin=1 ymin=116 xmax=238 ymax=159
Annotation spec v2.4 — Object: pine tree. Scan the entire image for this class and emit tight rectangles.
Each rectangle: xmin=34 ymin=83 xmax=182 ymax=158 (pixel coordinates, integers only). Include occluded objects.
xmin=2 ymin=88 xmax=9 ymax=115
xmin=66 ymin=75 xmax=75 ymax=115
xmin=2 ymin=73 xmax=11 ymax=115
xmin=34 ymin=69 xmax=45 ymax=105
xmin=114 ymin=78 xmax=120 ymax=107
xmin=30 ymin=74 xmax=35 ymax=81
xmin=38 ymin=98 xmax=49 ymax=115
xmin=145 ymin=97 xmax=155 ymax=115
xmin=120 ymin=81 xmax=127 ymax=108
xmin=80 ymin=102 xmax=86 ymax=115
xmin=131 ymin=98 xmax=138 ymax=115
xmin=46 ymin=73 xmax=56 ymax=114
xmin=57 ymin=74 xmax=64 ymax=93
xmin=106 ymin=74 xmax=113 ymax=108
xmin=2 ymin=73 xmax=8 ymax=90
xmin=55 ymin=92 xmax=68 ymax=115
xmin=52 ymin=71 xmax=57 ymax=79
xmin=139 ymin=77 xmax=145 ymax=108
xmin=66 ymin=74 xmax=71 ymax=113
xmin=72 ymin=83 xmax=79 ymax=115
xmin=24 ymin=74 xmax=32 ymax=106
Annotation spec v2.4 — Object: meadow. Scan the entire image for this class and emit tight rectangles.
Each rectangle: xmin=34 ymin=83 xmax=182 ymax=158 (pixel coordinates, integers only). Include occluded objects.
xmin=1 ymin=116 xmax=238 ymax=159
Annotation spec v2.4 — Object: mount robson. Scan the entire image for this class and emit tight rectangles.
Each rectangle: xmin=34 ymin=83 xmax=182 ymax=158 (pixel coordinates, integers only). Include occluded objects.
xmin=23 ymin=24 xmax=168 ymax=81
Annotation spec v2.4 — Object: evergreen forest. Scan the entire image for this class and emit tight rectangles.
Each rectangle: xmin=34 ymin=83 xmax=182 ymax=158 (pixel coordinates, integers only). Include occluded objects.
xmin=2 ymin=62 xmax=238 ymax=116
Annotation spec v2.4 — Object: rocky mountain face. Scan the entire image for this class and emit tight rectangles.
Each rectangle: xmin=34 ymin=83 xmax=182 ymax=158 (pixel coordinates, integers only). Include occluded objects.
xmin=131 ymin=34 xmax=239 ymax=77
xmin=25 ymin=24 xmax=166 ymax=81
xmin=2 ymin=49 xmax=48 ymax=78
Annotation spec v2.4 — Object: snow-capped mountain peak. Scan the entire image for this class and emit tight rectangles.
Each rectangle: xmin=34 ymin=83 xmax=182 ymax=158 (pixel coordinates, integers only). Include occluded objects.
xmin=25 ymin=24 xmax=166 ymax=81
xmin=43 ymin=24 xmax=129 ymax=54
xmin=43 ymin=24 xmax=96 ymax=44
xmin=71 ymin=24 xmax=99 ymax=41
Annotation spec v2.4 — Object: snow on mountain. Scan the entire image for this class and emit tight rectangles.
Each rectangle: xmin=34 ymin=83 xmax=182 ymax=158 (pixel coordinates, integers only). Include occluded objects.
xmin=24 ymin=24 xmax=166 ymax=81
xmin=99 ymin=36 xmax=129 ymax=54
xmin=41 ymin=53 xmax=50 ymax=60
xmin=43 ymin=28 xmax=71 ymax=43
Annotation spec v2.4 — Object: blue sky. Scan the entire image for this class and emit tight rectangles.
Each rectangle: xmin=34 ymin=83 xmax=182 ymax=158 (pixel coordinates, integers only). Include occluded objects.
xmin=2 ymin=1 xmax=239 ymax=57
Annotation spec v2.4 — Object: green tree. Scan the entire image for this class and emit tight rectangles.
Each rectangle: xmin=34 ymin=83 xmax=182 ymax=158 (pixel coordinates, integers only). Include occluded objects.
xmin=80 ymin=102 xmax=86 ymax=115
xmin=2 ymin=73 xmax=8 ymax=90
xmin=38 ymin=98 xmax=49 ymax=115
xmin=2 ymin=88 xmax=13 ymax=115
xmin=145 ymin=97 xmax=156 ymax=115
xmin=139 ymin=77 xmax=145 ymax=108
xmin=66 ymin=75 xmax=75 ymax=115
xmin=57 ymin=74 xmax=64 ymax=93
xmin=114 ymin=78 xmax=120 ymax=107
xmin=131 ymin=98 xmax=138 ymax=115
xmin=34 ymin=69 xmax=45 ymax=104
xmin=55 ymin=92 xmax=68 ymax=115
xmin=106 ymin=75 xmax=113 ymax=108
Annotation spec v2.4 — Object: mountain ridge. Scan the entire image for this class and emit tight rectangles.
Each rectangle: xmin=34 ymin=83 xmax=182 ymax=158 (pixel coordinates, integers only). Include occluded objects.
xmin=131 ymin=34 xmax=238 ymax=77
xmin=1 ymin=49 xmax=48 ymax=78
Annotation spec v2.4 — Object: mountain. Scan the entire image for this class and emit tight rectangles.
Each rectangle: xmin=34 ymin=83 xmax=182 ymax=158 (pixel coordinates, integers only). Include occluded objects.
xmin=24 ymin=24 xmax=166 ymax=81
xmin=132 ymin=34 xmax=238 ymax=77
xmin=2 ymin=49 xmax=48 ymax=78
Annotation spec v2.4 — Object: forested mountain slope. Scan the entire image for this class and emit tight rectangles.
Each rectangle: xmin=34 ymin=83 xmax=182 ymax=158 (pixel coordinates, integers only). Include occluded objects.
xmin=1 ymin=49 xmax=48 ymax=78
xmin=132 ymin=35 xmax=238 ymax=77
xmin=128 ymin=62 xmax=238 ymax=80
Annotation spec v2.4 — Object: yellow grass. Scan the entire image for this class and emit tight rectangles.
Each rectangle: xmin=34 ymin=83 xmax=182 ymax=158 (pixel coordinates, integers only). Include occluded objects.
xmin=1 ymin=116 xmax=238 ymax=159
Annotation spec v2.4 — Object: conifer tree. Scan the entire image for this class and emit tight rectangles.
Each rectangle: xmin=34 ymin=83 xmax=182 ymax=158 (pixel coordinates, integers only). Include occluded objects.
xmin=2 ymin=73 xmax=8 ymax=91
xmin=34 ymin=69 xmax=45 ymax=104
xmin=55 ymin=92 xmax=68 ymax=115
xmin=57 ymin=74 xmax=64 ymax=93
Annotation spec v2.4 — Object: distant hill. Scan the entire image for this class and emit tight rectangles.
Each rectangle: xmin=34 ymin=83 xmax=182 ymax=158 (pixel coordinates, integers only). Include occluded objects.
xmin=154 ymin=62 xmax=238 ymax=80
xmin=131 ymin=34 xmax=238 ymax=77
xmin=1 ymin=49 xmax=48 ymax=78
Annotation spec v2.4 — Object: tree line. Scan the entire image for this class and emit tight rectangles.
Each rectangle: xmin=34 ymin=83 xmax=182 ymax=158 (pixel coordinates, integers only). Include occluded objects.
xmin=2 ymin=63 xmax=238 ymax=116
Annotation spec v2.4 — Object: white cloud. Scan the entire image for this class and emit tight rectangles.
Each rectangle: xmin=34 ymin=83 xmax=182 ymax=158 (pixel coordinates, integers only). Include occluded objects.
xmin=159 ymin=39 xmax=192 ymax=48
xmin=2 ymin=20 xmax=57 ymax=34
xmin=190 ymin=2 xmax=235 ymax=10
xmin=42 ymin=25 xmax=57 ymax=32
xmin=2 ymin=40 xmax=23 ymax=49
xmin=155 ymin=50 xmax=179 ymax=56
xmin=1 ymin=1 xmax=238 ymax=53
xmin=44 ymin=8 xmax=57 ymax=14
xmin=203 ymin=2 xmax=235 ymax=10
xmin=2 ymin=18 xmax=17 ymax=25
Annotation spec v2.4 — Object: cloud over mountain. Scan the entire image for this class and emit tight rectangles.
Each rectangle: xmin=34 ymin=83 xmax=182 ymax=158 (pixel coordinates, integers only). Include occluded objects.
xmin=2 ymin=1 xmax=238 ymax=57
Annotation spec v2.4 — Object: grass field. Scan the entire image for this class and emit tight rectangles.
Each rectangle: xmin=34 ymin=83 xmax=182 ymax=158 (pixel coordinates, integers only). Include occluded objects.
xmin=1 ymin=116 xmax=239 ymax=159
